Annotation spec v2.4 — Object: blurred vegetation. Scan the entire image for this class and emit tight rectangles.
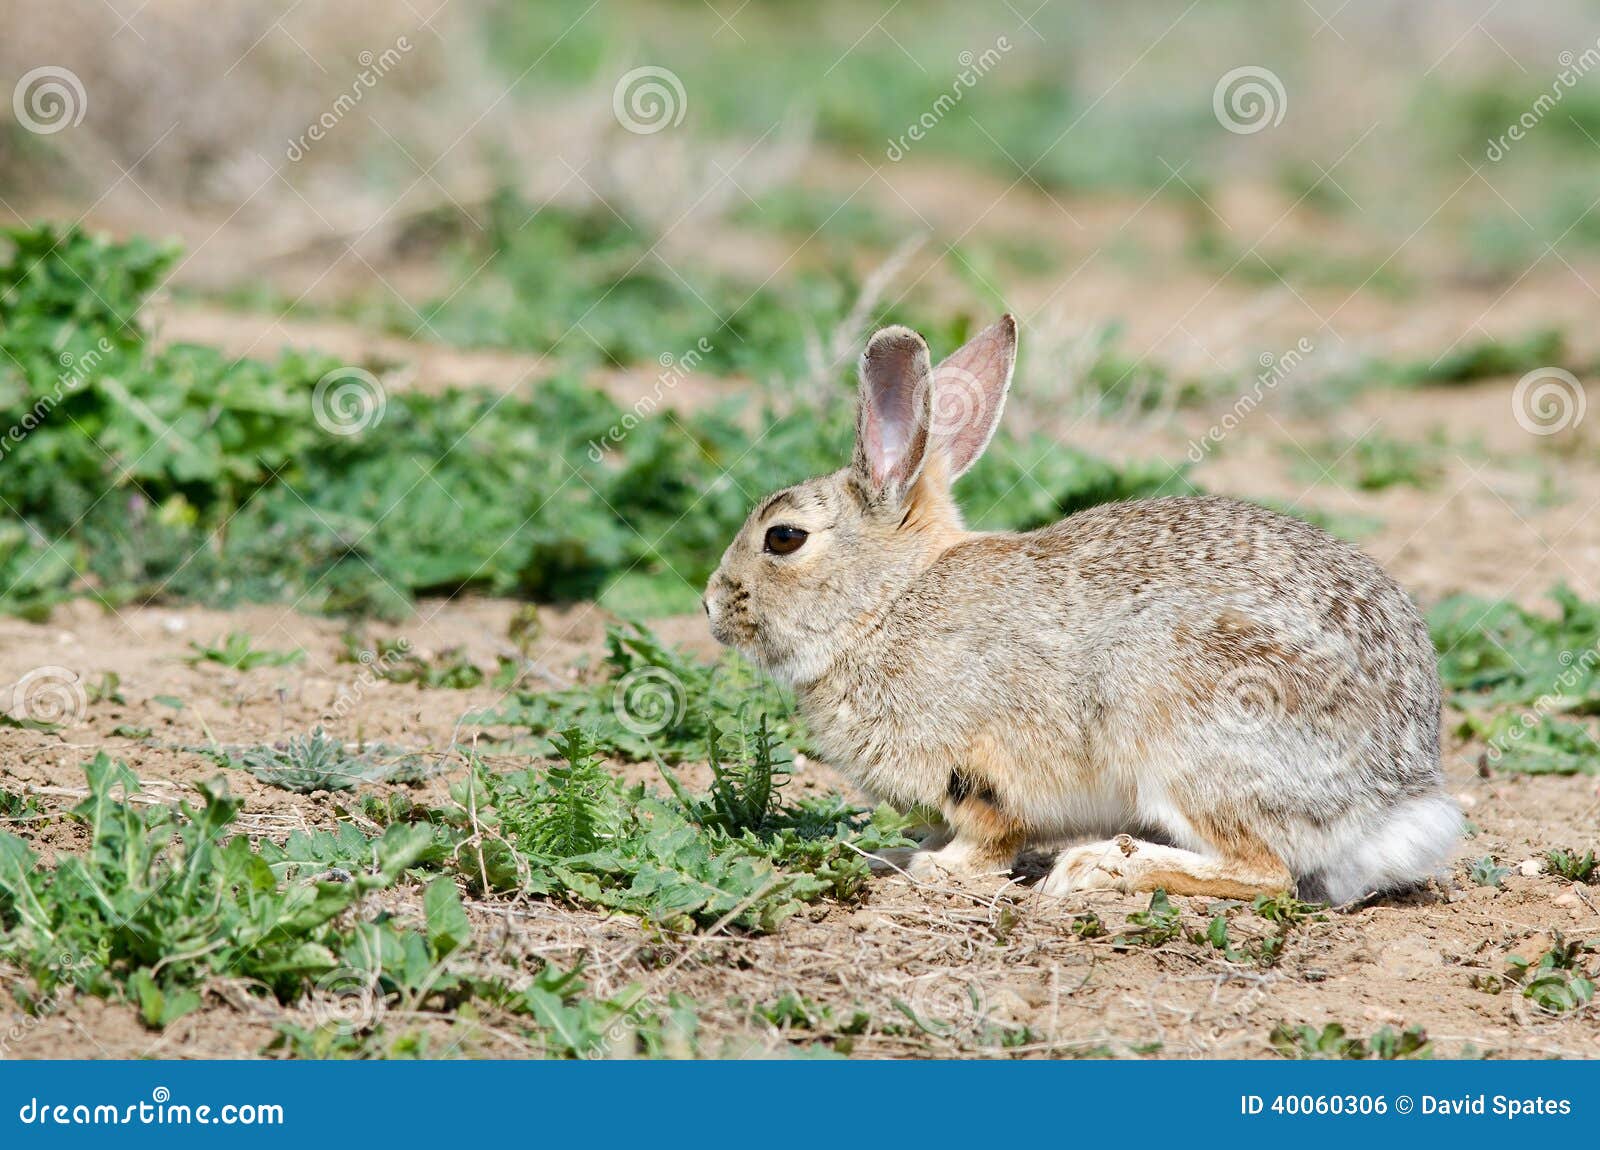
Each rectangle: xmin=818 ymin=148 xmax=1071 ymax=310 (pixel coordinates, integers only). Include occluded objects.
xmin=0 ymin=224 xmax=1187 ymax=620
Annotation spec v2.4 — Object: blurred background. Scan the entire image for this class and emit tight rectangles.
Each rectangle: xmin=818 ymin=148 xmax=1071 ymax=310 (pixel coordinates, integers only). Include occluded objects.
xmin=1 ymin=0 xmax=1597 ymax=621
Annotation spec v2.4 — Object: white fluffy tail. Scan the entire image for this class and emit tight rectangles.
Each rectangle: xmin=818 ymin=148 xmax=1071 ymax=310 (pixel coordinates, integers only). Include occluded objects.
xmin=1305 ymin=793 xmax=1461 ymax=905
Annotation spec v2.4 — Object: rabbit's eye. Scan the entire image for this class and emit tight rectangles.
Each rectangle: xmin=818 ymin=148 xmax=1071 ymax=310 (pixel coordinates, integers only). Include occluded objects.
xmin=763 ymin=525 xmax=809 ymax=555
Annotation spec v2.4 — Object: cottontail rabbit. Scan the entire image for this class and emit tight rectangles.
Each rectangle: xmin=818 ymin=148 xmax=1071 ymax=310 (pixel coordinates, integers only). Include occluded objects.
xmin=704 ymin=317 xmax=1458 ymax=904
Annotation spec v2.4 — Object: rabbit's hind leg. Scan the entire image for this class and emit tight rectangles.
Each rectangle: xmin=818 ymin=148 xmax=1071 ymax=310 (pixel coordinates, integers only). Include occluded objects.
xmin=1041 ymin=834 xmax=1290 ymax=899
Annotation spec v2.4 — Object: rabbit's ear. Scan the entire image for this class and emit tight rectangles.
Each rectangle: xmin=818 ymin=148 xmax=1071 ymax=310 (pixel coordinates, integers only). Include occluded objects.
xmin=930 ymin=315 xmax=1017 ymax=480
xmin=854 ymin=325 xmax=933 ymax=502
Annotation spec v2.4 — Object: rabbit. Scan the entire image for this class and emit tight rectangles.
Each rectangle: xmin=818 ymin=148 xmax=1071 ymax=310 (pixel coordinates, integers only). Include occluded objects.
xmin=703 ymin=316 xmax=1460 ymax=904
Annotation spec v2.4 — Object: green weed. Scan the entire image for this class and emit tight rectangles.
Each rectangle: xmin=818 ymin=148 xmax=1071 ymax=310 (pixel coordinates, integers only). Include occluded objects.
xmin=1116 ymin=888 xmax=1183 ymax=947
xmin=0 ymin=754 xmax=435 ymax=1025
xmin=1431 ymin=586 xmax=1600 ymax=777
xmin=472 ymin=622 xmax=800 ymax=763
xmin=0 ymin=224 xmax=1182 ymax=621
xmin=223 ymin=729 xmax=438 ymax=793
xmin=472 ymin=724 xmax=911 ymax=933
xmin=1503 ymin=935 xmax=1598 ymax=1015
xmin=1545 ymin=848 xmax=1598 ymax=884
xmin=1469 ymin=856 xmax=1510 ymax=888
xmin=1270 ymin=1022 xmax=1433 ymax=1060
xmin=1292 ymin=432 xmax=1444 ymax=492
xmin=186 ymin=631 xmax=304 ymax=671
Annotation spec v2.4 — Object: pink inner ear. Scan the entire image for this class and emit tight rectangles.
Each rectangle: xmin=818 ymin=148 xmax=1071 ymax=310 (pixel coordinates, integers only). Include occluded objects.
xmin=859 ymin=329 xmax=931 ymax=489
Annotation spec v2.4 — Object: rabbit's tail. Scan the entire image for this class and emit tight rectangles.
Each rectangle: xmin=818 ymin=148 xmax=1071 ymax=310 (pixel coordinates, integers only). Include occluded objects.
xmin=1297 ymin=792 xmax=1461 ymax=905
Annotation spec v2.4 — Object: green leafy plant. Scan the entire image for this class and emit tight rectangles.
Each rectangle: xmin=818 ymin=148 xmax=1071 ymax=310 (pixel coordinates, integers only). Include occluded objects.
xmin=1503 ymin=935 xmax=1598 ymax=1014
xmin=473 ymin=622 xmax=800 ymax=763
xmin=0 ymin=754 xmax=434 ymax=1024
xmin=0 ymin=225 xmax=1186 ymax=621
xmin=186 ymin=631 xmax=304 ymax=671
xmin=1117 ymin=888 xmax=1183 ymax=947
xmin=1270 ymin=1022 xmax=1432 ymax=1059
xmin=1292 ymin=432 xmax=1444 ymax=492
xmin=228 ymin=729 xmax=435 ymax=793
xmin=475 ymin=724 xmax=911 ymax=933
xmin=1545 ymin=847 xmax=1598 ymax=884
xmin=1469 ymin=856 xmax=1510 ymax=888
xmin=1431 ymin=587 xmax=1600 ymax=777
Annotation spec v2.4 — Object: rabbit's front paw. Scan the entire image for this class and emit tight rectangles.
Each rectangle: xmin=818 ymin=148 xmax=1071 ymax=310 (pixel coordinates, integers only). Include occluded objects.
xmin=1039 ymin=835 xmax=1138 ymax=896
xmin=904 ymin=839 xmax=1011 ymax=881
